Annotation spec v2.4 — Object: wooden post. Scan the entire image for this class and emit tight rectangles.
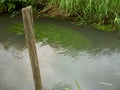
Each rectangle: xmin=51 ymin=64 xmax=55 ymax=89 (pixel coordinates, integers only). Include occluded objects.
xmin=21 ymin=6 xmax=42 ymax=90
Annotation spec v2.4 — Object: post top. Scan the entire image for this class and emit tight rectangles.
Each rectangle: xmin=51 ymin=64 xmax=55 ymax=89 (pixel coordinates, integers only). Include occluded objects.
xmin=21 ymin=6 xmax=32 ymax=12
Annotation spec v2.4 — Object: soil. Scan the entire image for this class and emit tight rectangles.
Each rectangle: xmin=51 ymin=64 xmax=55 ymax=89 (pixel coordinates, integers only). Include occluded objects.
xmin=38 ymin=5 xmax=65 ymax=19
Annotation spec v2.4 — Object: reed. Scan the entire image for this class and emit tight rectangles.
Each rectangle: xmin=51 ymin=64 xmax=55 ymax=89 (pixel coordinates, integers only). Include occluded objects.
xmin=50 ymin=0 xmax=120 ymax=31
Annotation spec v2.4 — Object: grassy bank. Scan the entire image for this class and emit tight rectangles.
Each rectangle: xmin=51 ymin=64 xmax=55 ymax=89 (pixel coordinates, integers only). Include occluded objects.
xmin=49 ymin=0 xmax=120 ymax=31
xmin=0 ymin=0 xmax=120 ymax=32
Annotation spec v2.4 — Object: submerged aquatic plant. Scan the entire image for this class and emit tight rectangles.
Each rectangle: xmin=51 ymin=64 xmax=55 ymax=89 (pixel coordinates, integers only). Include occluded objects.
xmin=8 ymin=23 xmax=92 ymax=51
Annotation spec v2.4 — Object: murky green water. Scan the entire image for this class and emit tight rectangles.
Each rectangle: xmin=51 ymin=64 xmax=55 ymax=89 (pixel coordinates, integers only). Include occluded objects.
xmin=0 ymin=15 xmax=120 ymax=90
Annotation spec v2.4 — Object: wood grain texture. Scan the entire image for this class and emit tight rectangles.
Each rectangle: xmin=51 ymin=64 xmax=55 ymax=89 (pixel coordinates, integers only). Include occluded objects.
xmin=22 ymin=6 xmax=42 ymax=90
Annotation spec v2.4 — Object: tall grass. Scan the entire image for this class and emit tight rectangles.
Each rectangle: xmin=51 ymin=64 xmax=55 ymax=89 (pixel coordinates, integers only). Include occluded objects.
xmin=50 ymin=0 xmax=120 ymax=31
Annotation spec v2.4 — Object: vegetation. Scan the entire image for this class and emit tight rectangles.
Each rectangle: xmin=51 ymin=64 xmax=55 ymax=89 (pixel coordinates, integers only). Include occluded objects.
xmin=0 ymin=0 xmax=120 ymax=32
xmin=0 ymin=0 xmax=45 ymax=13
xmin=44 ymin=80 xmax=81 ymax=90
xmin=75 ymin=80 xmax=81 ymax=90
xmin=49 ymin=0 xmax=120 ymax=31
xmin=8 ymin=23 xmax=92 ymax=51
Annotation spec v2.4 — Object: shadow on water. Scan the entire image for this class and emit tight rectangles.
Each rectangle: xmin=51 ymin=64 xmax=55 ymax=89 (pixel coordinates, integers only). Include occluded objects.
xmin=0 ymin=15 xmax=120 ymax=90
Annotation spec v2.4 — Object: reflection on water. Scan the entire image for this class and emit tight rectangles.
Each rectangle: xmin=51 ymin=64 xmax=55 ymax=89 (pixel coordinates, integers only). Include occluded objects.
xmin=0 ymin=42 xmax=120 ymax=90
xmin=0 ymin=15 xmax=120 ymax=90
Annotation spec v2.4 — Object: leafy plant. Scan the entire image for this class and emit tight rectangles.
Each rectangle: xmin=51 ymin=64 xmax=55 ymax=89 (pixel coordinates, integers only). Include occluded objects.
xmin=0 ymin=0 xmax=40 ymax=13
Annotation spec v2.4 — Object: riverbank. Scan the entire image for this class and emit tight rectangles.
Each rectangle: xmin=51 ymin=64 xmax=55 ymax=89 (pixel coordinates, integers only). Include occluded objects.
xmin=0 ymin=0 xmax=120 ymax=33
xmin=37 ymin=3 xmax=120 ymax=33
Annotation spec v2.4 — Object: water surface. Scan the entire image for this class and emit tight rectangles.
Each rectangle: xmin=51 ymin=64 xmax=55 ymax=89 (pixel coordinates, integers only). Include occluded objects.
xmin=0 ymin=15 xmax=120 ymax=90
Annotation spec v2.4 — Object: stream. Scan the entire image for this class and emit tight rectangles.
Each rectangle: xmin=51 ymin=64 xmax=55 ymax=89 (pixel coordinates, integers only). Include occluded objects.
xmin=0 ymin=14 xmax=120 ymax=90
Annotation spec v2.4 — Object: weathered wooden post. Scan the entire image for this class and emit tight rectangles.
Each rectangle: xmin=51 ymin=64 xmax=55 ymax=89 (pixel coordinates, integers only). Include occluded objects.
xmin=21 ymin=6 xmax=42 ymax=90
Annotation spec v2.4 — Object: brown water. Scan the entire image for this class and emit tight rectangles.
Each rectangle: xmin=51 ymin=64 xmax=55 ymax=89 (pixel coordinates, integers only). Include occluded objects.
xmin=0 ymin=15 xmax=120 ymax=90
